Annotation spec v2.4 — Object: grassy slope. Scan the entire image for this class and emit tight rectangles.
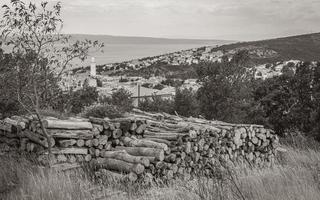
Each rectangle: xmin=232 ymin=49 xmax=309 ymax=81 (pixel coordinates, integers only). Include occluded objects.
xmin=1 ymin=144 xmax=320 ymax=200
xmin=216 ymin=32 xmax=320 ymax=63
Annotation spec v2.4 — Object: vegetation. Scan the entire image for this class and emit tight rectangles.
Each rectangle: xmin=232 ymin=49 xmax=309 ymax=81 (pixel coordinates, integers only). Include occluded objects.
xmin=214 ymin=32 xmax=320 ymax=64
xmin=138 ymin=96 xmax=175 ymax=114
xmin=136 ymin=51 xmax=320 ymax=140
xmin=174 ymin=88 xmax=199 ymax=117
xmin=81 ymin=88 xmax=134 ymax=119
xmin=112 ymin=62 xmax=198 ymax=80
xmin=0 ymin=0 xmax=103 ymax=152
xmin=2 ymin=141 xmax=320 ymax=200
xmin=82 ymin=103 xmax=123 ymax=119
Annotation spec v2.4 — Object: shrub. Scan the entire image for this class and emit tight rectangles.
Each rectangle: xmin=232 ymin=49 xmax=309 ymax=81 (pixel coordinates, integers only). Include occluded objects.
xmin=110 ymin=88 xmax=133 ymax=112
xmin=119 ymin=77 xmax=129 ymax=82
xmin=138 ymin=96 xmax=175 ymax=114
xmin=82 ymin=104 xmax=123 ymax=119
xmin=141 ymin=83 xmax=153 ymax=88
xmin=153 ymin=84 xmax=165 ymax=90
xmin=174 ymin=88 xmax=199 ymax=117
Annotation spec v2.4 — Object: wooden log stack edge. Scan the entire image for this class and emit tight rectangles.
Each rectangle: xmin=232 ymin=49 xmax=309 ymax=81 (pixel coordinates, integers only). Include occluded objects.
xmin=0 ymin=109 xmax=279 ymax=182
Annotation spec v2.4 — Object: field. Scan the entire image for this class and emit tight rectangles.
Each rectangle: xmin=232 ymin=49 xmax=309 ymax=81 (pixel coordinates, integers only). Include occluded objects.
xmin=1 ymin=142 xmax=320 ymax=200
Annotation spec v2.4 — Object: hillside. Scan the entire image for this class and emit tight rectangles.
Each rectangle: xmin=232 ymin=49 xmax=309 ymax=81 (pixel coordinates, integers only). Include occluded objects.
xmin=215 ymin=32 xmax=320 ymax=64
xmin=86 ymin=32 xmax=320 ymax=78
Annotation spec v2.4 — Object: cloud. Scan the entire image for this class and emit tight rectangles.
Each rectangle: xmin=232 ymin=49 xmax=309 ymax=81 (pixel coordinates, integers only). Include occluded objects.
xmin=1 ymin=0 xmax=320 ymax=40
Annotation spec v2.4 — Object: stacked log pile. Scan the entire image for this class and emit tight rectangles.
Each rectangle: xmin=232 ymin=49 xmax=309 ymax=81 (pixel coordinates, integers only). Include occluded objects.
xmin=0 ymin=109 xmax=279 ymax=181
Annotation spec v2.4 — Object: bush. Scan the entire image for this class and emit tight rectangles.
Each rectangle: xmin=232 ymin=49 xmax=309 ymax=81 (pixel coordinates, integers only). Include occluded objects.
xmin=52 ymin=87 xmax=99 ymax=114
xmin=141 ymin=83 xmax=153 ymax=88
xmin=153 ymin=84 xmax=165 ymax=90
xmin=174 ymin=88 xmax=199 ymax=117
xmin=138 ymin=96 xmax=175 ymax=114
xmin=110 ymin=88 xmax=133 ymax=112
xmin=119 ymin=77 xmax=129 ymax=82
xmin=81 ymin=104 xmax=123 ymax=119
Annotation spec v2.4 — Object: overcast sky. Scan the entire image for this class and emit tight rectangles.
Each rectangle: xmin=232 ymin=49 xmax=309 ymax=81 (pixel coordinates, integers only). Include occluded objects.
xmin=3 ymin=0 xmax=320 ymax=41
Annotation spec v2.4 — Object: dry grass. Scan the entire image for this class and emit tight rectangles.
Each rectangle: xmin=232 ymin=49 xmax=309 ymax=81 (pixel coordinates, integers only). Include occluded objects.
xmin=1 ymin=146 xmax=320 ymax=200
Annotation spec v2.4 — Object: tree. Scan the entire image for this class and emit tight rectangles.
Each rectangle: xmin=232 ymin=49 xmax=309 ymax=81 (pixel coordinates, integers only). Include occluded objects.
xmin=139 ymin=96 xmax=175 ymax=114
xmin=196 ymin=50 xmax=255 ymax=123
xmin=174 ymin=88 xmax=199 ymax=117
xmin=110 ymin=88 xmax=133 ymax=112
xmin=0 ymin=1 xmax=103 ymax=153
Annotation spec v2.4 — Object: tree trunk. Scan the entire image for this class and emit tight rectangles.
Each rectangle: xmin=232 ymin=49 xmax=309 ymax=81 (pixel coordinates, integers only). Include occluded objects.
xmin=102 ymin=150 xmax=150 ymax=167
xmin=115 ymin=146 xmax=164 ymax=161
xmin=43 ymin=119 xmax=93 ymax=130
xmin=95 ymin=157 xmax=145 ymax=175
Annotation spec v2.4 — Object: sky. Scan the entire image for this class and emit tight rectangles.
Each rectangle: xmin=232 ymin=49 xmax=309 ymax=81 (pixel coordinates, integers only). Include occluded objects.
xmin=2 ymin=0 xmax=320 ymax=41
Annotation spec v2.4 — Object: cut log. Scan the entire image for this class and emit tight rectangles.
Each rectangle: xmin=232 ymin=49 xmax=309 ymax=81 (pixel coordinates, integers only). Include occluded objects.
xmin=135 ymin=124 xmax=147 ymax=134
xmin=112 ymin=129 xmax=122 ymax=139
xmin=92 ymin=124 xmax=104 ymax=132
xmin=43 ymin=119 xmax=93 ymax=130
xmin=95 ymin=158 xmax=145 ymax=175
xmin=102 ymin=150 xmax=150 ymax=167
xmin=76 ymin=139 xmax=85 ymax=147
xmin=89 ymin=117 xmax=108 ymax=126
xmin=21 ymin=130 xmax=55 ymax=148
xmin=84 ymin=154 xmax=92 ymax=162
xmin=142 ymin=138 xmax=171 ymax=146
xmin=92 ymin=139 xmax=99 ymax=147
xmin=47 ymin=130 xmax=93 ymax=139
xmin=58 ymin=139 xmax=77 ymax=148
xmin=85 ymin=140 xmax=93 ymax=147
xmin=4 ymin=118 xmax=26 ymax=130
xmin=98 ymin=135 xmax=109 ymax=145
xmin=44 ymin=147 xmax=88 ymax=155
xmin=57 ymin=154 xmax=68 ymax=162
xmin=115 ymin=146 xmax=164 ymax=161
xmin=92 ymin=127 xmax=101 ymax=136
xmin=122 ymin=137 xmax=168 ymax=151
xmin=144 ymin=135 xmax=178 ymax=141
xmin=103 ymin=129 xmax=112 ymax=137
xmin=0 ymin=120 xmax=15 ymax=132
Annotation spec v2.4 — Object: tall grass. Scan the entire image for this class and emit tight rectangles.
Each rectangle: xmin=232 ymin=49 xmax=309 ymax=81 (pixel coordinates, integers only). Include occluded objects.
xmin=1 ymin=146 xmax=320 ymax=200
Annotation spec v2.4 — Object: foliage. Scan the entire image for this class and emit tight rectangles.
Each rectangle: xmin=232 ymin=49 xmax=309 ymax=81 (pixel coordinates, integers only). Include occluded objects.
xmin=109 ymin=88 xmax=133 ymax=113
xmin=119 ymin=77 xmax=129 ymax=83
xmin=141 ymin=83 xmax=153 ymax=88
xmin=174 ymin=88 xmax=199 ymax=117
xmin=161 ymin=78 xmax=184 ymax=87
xmin=51 ymin=87 xmax=98 ymax=114
xmin=138 ymin=96 xmax=175 ymax=114
xmin=153 ymin=84 xmax=165 ymax=90
xmin=111 ymin=62 xmax=198 ymax=80
xmin=82 ymin=103 xmax=123 ymax=119
xmin=0 ymin=0 xmax=103 ymax=119
xmin=196 ymin=50 xmax=256 ymax=123
xmin=96 ymin=78 xmax=103 ymax=87
xmin=253 ymin=62 xmax=320 ymax=136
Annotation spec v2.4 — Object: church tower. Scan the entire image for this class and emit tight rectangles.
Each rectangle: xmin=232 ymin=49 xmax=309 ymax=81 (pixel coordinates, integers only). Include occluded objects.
xmin=90 ymin=57 xmax=96 ymax=77
xmin=88 ymin=57 xmax=97 ymax=87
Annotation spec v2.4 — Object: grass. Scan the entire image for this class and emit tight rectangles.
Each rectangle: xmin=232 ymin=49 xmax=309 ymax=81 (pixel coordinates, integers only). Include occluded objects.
xmin=1 ymin=145 xmax=320 ymax=200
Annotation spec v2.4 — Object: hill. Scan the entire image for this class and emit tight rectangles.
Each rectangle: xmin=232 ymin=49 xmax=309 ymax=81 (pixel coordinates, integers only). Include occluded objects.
xmin=215 ymin=32 xmax=320 ymax=64
xmin=92 ymin=32 xmax=320 ymax=78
